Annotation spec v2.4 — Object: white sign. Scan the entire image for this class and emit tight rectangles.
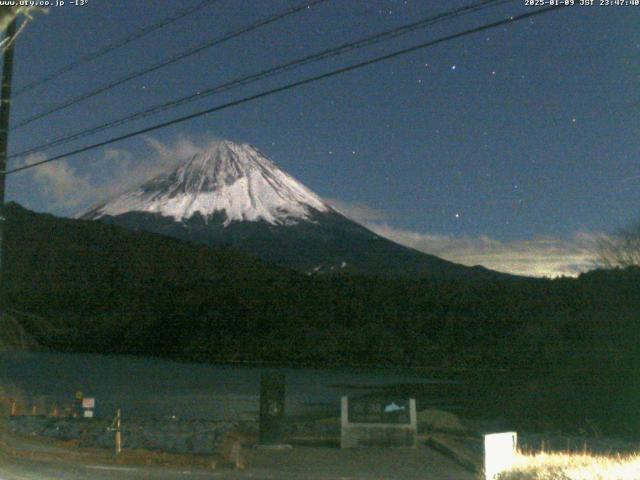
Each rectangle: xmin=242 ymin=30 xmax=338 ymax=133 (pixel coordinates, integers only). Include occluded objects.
xmin=340 ymin=396 xmax=417 ymax=448
xmin=484 ymin=432 xmax=517 ymax=480
xmin=83 ymin=410 xmax=94 ymax=418
xmin=82 ymin=398 xmax=95 ymax=409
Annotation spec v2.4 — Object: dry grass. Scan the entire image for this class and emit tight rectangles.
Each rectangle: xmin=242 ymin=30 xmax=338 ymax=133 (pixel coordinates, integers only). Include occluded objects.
xmin=417 ymin=408 xmax=469 ymax=435
xmin=496 ymin=451 xmax=640 ymax=480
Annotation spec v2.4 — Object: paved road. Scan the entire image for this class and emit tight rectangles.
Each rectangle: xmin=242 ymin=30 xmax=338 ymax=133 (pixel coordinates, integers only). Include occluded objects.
xmin=0 ymin=425 xmax=476 ymax=479
xmin=0 ymin=456 xmax=236 ymax=479
xmin=0 ymin=446 xmax=476 ymax=480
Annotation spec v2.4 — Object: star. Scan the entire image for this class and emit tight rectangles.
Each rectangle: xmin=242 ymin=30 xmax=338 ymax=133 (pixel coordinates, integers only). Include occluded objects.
xmin=451 ymin=65 xmax=457 ymax=71
xmin=455 ymin=213 xmax=460 ymax=219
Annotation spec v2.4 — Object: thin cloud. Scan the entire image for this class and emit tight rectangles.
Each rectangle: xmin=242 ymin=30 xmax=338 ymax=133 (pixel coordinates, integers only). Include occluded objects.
xmin=333 ymin=199 xmax=598 ymax=278
xmin=326 ymin=198 xmax=390 ymax=223
xmin=16 ymin=136 xmax=208 ymax=216
xmin=18 ymin=153 xmax=94 ymax=209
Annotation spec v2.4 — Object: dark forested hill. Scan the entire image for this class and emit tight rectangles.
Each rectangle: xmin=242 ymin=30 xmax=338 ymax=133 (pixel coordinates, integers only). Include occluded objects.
xmin=5 ymin=202 xmax=640 ymax=434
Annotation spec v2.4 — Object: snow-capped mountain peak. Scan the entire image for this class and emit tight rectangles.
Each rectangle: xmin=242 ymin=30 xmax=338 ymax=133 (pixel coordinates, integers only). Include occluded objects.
xmin=85 ymin=140 xmax=330 ymax=226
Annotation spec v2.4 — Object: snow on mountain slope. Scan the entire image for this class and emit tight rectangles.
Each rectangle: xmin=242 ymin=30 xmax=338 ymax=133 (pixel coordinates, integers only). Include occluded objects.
xmin=85 ymin=140 xmax=330 ymax=226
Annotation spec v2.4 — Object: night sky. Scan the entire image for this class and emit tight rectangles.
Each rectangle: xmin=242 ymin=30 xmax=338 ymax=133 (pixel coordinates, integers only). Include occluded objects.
xmin=5 ymin=1 xmax=640 ymax=277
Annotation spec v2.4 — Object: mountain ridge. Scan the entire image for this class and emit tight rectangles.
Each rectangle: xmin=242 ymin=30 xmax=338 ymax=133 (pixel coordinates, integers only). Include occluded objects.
xmin=83 ymin=139 xmax=511 ymax=280
xmin=84 ymin=140 xmax=331 ymax=226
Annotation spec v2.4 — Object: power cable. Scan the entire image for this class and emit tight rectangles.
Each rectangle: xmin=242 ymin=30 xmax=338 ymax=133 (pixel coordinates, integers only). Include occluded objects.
xmin=6 ymin=5 xmax=567 ymax=176
xmin=11 ymin=0 xmax=329 ymax=130
xmin=10 ymin=0 xmax=514 ymax=160
xmin=14 ymin=0 xmax=221 ymax=96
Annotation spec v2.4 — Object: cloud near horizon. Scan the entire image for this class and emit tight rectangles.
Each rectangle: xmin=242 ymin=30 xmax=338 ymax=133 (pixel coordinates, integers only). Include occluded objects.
xmin=328 ymin=199 xmax=599 ymax=278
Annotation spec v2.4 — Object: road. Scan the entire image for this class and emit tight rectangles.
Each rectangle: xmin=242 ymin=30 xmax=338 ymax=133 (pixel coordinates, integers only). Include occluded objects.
xmin=1 ymin=409 xmax=477 ymax=480
xmin=0 ymin=435 xmax=477 ymax=480
xmin=0 ymin=454 xmax=476 ymax=480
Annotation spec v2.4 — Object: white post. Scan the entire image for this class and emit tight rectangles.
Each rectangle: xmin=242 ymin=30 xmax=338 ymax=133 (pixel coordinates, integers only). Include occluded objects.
xmin=484 ymin=432 xmax=517 ymax=480
xmin=114 ymin=409 xmax=122 ymax=455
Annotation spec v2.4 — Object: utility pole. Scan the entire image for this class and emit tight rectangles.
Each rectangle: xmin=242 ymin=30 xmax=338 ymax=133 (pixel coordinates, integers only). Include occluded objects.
xmin=0 ymin=18 xmax=17 ymax=309
xmin=109 ymin=408 xmax=122 ymax=455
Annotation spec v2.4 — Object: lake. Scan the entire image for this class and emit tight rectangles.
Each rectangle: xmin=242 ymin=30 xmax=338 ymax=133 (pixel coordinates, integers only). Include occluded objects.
xmin=0 ymin=351 xmax=459 ymax=421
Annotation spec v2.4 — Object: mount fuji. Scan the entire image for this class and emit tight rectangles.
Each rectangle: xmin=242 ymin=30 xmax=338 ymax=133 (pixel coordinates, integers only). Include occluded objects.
xmin=83 ymin=140 xmax=500 ymax=279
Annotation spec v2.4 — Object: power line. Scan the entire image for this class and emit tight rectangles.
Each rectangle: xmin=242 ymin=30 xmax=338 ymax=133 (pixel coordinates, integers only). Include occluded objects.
xmin=14 ymin=0 xmax=221 ymax=97
xmin=6 ymin=5 xmax=566 ymax=176
xmin=10 ymin=0 xmax=514 ymax=160
xmin=11 ymin=0 xmax=329 ymax=130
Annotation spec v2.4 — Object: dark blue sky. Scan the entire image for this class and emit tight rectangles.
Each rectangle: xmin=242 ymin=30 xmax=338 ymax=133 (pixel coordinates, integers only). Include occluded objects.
xmin=5 ymin=1 xmax=639 ymax=276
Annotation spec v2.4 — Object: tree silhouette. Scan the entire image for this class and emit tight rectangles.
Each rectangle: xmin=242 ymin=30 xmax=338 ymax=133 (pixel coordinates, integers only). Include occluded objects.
xmin=596 ymin=221 xmax=640 ymax=268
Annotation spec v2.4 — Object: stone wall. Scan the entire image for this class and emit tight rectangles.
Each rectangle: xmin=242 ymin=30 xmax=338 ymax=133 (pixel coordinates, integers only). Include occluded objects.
xmin=7 ymin=416 xmax=255 ymax=454
xmin=6 ymin=415 xmax=342 ymax=454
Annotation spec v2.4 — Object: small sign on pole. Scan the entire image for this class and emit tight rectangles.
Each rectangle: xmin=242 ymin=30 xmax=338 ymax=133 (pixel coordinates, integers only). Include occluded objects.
xmin=484 ymin=431 xmax=517 ymax=480
xmin=80 ymin=397 xmax=95 ymax=419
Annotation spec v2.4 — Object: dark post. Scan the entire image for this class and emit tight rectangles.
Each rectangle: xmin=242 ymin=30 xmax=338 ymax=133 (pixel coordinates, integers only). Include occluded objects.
xmin=259 ymin=371 xmax=286 ymax=445
xmin=0 ymin=18 xmax=17 ymax=307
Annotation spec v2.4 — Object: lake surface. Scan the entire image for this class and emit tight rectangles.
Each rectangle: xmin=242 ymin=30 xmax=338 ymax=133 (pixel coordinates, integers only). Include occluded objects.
xmin=0 ymin=352 xmax=458 ymax=421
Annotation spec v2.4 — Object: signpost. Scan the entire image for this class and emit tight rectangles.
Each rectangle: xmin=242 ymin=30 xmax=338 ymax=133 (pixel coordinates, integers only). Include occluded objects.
xmin=348 ymin=397 xmax=412 ymax=424
xmin=341 ymin=396 xmax=417 ymax=448
xmin=76 ymin=394 xmax=95 ymax=419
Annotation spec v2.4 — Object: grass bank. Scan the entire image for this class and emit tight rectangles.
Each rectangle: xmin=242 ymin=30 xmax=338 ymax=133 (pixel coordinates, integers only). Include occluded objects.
xmin=498 ymin=451 xmax=640 ymax=479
